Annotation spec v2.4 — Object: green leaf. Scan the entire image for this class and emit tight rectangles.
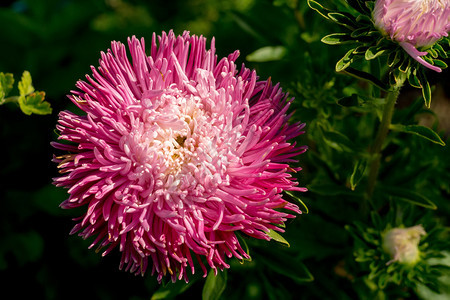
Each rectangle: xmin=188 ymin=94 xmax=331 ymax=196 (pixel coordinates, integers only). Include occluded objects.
xmin=321 ymin=33 xmax=353 ymax=45
xmin=365 ymin=46 xmax=388 ymax=60
xmin=432 ymin=59 xmax=448 ymax=69
xmin=322 ymin=129 xmax=359 ymax=153
xmin=0 ymin=72 xmax=14 ymax=99
xmin=267 ymin=229 xmax=290 ymax=247
xmin=235 ymin=233 xmax=252 ymax=262
xmin=307 ymin=0 xmax=330 ymax=19
xmin=327 ymin=12 xmax=356 ymax=29
xmin=379 ymin=185 xmax=437 ymax=210
xmin=390 ymin=124 xmax=445 ymax=146
xmin=151 ymin=280 xmax=195 ymax=300
xmin=18 ymin=71 xmax=35 ymax=96
xmin=417 ymin=70 xmax=432 ymax=107
xmin=342 ymin=67 xmax=390 ymax=91
xmin=408 ymin=69 xmax=421 ymax=88
xmin=202 ymin=269 xmax=227 ymax=300
xmin=284 ymin=190 xmax=308 ymax=214
xmin=349 ymin=158 xmax=367 ymax=190
xmin=246 ymin=46 xmax=287 ymax=62
xmin=18 ymin=91 xmax=52 ymax=115
xmin=336 ymin=48 xmax=356 ymax=72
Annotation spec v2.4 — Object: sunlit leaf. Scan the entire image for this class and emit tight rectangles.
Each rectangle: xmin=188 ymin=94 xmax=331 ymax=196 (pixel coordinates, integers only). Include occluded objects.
xmin=267 ymin=229 xmax=290 ymax=247
xmin=18 ymin=70 xmax=35 ymax=96
xmin=321 ymin=33 xmax=353 ymax=45
xmin=18 ymin=92 xmax=52 ymax=115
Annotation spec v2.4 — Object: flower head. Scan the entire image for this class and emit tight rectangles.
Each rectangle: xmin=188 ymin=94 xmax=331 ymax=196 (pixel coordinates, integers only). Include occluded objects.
xmin=382 ymin=225 xmax=426 ymax=266
xmin=373 ymin=0 xmax=450 ymax=72
xmin=52 ymin=31 xmax=306 ymax=282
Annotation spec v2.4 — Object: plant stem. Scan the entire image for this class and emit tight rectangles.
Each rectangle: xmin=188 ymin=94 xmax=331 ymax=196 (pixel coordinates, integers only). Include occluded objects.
xmin=0 ymin=96 xmax=19 ymax=105
xmin=366 ymin=75 xmax=406 ymax=199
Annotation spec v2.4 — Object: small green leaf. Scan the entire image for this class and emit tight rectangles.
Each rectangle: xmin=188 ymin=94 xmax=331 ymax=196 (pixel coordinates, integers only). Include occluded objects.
xmin=408 ymin=69 xmax=421 ymax=88
xmin=432 ymin=59 xmax=448 ymax=69
xmin=235 ymin=233 xmax=252 ymax=262
xmin=321 ymin=33 xmax=354 ymax=45
xmin=417 ymin=70 xmax=432 ymax=107
xmin=322 ymin=130 xmax=358 ymax=153
xmin=390 ymin=124 xmax=445 ymax=146
xmin=388 ymin=51 xmax=401 ymax=67
xmin=0 ymin=72 xmax=14 ymax=99
xmin=267 ymin=229 xmax=290 ymax=247
xmin=246 ymin=46 xmax=287 ymax=62
xmin=349 ymin=159 xmax=367 ymax=190
xmin=365 ymin=46 xmax=388 ymax=60
xmin=379 ymin=185 xmax=437 ymax=209
xmin=152 ymin=280 xmax=195 ymax=300
xmin=18 ymin=70 xmax=35 ymax=96
xmin=18 ymin=91 xmax=52 ymax=115
xmin=336 ymin=48 xmax=356 ymax=72
xmin=202 ymin=269 xmax=227 ymax=300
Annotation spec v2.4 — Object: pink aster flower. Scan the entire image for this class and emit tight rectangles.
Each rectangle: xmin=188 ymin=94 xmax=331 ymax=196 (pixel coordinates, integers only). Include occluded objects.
xmin=373 ymin=0 xmax=450 ymax=72
xmin=52 ymin=30 xmax=306 ymax=282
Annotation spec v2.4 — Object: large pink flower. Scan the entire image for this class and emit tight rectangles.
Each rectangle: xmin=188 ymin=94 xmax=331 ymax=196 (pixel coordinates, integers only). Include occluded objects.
xmin=373 ymin=0 xmax=450 ymax=72
xmin=52 ymin=31 xmax=306 ymax=282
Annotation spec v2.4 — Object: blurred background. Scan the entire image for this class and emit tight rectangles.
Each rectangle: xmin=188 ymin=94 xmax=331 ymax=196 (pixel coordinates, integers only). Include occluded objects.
xmin=0 ymin=0 xmax=449 ymax=299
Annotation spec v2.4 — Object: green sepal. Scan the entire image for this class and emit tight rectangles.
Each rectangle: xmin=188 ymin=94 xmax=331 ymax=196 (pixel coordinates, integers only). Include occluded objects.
xmin=433 ymin=43 xmax=447 ymax=58
xmin=327 ymin=12 xmax=356 ymax=30
xmin=365 ymin=45 xmax=389 ymax=60
xmin=387 ymin=51 xmax=401 ymax=67
xmin=18 ymin=91 xmax=52 ymax=115
xmin=431 ymin=59 xmax=448 ymax=69
xmin=202 ymin=269 xmax=227 ymax=300
xmin=346 ymin=0 xmax=371 ymax=14
xmin=336 ymin=48 xmax=356 ymax=72
xmin=350 ymin=26 xmax=372 ymax=38
xmin=427 ymin=47 xmax=438 ymax=59
xmin=0 ymin=72 xmax=14 ymax=99
xmin=417 ymin=70 xmax=432 ymax=108
xmin=407 ymin=69 xmax=421 ymax=89
xmin=321 ymin=33 xmax=354 ymax=45
xmin=390 ymin=124 xmax=445 ymax=146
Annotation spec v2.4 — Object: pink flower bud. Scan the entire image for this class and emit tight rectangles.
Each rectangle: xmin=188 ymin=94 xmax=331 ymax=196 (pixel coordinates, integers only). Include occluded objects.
xmin=382 ymin=225 xmax=426 ymax=265
xmin=373 ymin=0 xmax=450 ymax=72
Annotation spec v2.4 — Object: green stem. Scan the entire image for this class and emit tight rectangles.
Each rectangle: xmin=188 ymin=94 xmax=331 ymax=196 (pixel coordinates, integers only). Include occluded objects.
xmin=0 ymin=96 xmax=19 ymax=105
xmin=366 ymin=75 xmax=406 ymax=199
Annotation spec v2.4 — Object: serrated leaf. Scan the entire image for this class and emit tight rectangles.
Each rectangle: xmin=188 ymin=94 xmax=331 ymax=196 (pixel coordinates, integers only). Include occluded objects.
xmin=379 ymin=185 xmax=437 ymax=209
xmin=246 ymin=46 xmax=287 ymax=62
xmin=0 ymin=72 xmax=14 ymax=99
xmin=202 ymin=269 xmax=227 ymax=300
xmin=390 ymin=124 xmax=445 ymax=146
xmin=18 ymin=71 xmax=34 ymax=96
xmin=284 ymin=190 xmax=308 ymax=214
xmin=18 ymin=92 xmax=52 ymax=115
xmin=349 ymin=159 xmax=367 ymax=190
xmin=321 ymin=33 xmax=354 ymax=45
xmin=267 ymin=229 xmax=290 ymax=247
xmin=336 ymin=48 xmax=356 ymax=72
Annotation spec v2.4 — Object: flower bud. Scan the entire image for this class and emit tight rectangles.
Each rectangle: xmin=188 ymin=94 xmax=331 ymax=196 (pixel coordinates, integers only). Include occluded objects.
xmin=382 ymin=225 xmax=426 ymax=266
xmin=373 ymin=0 xmax=450 ymax=72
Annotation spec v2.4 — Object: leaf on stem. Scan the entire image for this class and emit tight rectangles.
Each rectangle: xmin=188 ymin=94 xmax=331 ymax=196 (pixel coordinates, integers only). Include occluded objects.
xmin=390 ymin=124 xmax=445 ymax=146
xmin=246 ymin=46 xmax=287 ymax=62
xmin=18 ymin=92 xmax=52 ymax=115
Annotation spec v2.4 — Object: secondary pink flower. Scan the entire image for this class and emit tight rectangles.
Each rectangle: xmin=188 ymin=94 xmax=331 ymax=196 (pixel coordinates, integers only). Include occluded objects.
xmin=52 ymin=30 xmax=306 ymax=282
xmin=373 ymin=0 xmax=450 ymax=72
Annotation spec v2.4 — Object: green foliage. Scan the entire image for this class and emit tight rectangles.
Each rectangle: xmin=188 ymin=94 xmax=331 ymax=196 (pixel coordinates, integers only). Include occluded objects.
xmin=0 ymin=70 xmax=52 ymax=115
xmin=202 ymin=269 xmax=228 ymax=300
